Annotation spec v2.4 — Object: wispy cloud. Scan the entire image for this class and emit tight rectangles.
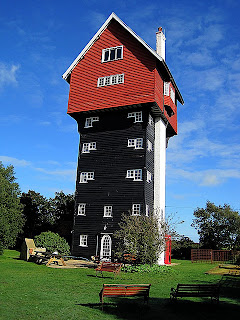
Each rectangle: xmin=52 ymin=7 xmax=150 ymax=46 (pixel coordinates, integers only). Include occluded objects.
xmin=0 ymin=62 xmax=20 ymax=89
xmin=0 ymin=156 xmax=31 ymax=167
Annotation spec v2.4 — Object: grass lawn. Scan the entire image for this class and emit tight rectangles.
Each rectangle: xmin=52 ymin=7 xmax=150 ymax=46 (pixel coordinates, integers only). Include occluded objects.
xmin=0 ymin=250 xmax=239 ymax=320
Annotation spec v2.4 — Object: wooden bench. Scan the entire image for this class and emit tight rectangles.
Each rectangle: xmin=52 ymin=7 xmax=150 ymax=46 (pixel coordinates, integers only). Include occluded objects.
xmin=170 ymin=284 xmax=220 ymax=302
xmin=99 ymin=284 xmax=151 ymax=308
xmin=95 ymin=262 xmax=122 ymax=277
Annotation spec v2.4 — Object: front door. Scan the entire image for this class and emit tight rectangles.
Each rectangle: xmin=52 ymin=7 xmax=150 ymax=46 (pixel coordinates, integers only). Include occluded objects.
xmin=100 ymin=235 xmax=112 ymax=261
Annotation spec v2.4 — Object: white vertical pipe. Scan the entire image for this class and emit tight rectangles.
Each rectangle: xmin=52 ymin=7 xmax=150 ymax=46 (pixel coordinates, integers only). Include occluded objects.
xmin=154 ymin=117 xmax=166 ymax=265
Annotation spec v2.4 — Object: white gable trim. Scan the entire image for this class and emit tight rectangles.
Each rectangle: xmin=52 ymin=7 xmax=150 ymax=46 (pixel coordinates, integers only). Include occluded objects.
xmin=62 ymin=12 xmax=184 ymax=105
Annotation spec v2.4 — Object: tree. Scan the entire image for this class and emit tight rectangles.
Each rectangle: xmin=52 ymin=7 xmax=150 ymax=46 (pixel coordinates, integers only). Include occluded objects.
xmin=114 ymin=213 xmax=166 ymax=265
xmin=192 ymin=201 xmax=240 ymax=250
xmin=34 ymin=231 xmax=70 ymax=255
xmin=0 ymin=162 xmax=24 ymax=251
xmin=50 ymin=191 xmax=74 ymax=245
xmin=171 ymin=235 xmax=197 ymax=260
xmin=20 ymin=190 xmax=54 ymax=238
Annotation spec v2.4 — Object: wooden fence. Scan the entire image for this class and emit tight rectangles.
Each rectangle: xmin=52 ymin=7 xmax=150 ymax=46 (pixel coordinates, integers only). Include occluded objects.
xmin=191 ymin=249 xmax=236 ymax=263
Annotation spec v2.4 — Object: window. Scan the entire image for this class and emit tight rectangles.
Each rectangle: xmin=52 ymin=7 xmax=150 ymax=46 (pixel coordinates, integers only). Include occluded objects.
xmin=147 ymin=170 xmax=152 ymax=183
xmin=80 ymin=172 xmax=94 ymax=183
xmin=170 ymin=87 xmax=175 ymax=103
xmin=78 ymin=203 xmax=86 ymax=215
xmin=84 ymin=116 xmax=99 ymax=128
xmin=132 ymin=204 xmax=141 ymax=216
xmin=164 ymin=82 xmax=170 ymax=96
xmin=147 ymin=140 xmax=153 ymax=151
xmin=97 ymin=74 xmax=124 ymax=87
xmin=104 ymin=206 xmax=112 ymax=217
xmin=146 ymin=205 xmax=149 ymax=216
xmin=127 ymin=111 xmax=142 ymax=123
xmin=149 ymin=114 xmax=154 ymax=126
xmin=80 ymin=235 xmax=88 ymax=247
xmin=126 ymin=169 xmax=142 ymax=181
xmin=102 ymin=46 xmax=123 ymax=62
xmin=128 ymin=138 xmax=143 ymax=149
xmin=82 ymin=142 xmax=97 ymax=153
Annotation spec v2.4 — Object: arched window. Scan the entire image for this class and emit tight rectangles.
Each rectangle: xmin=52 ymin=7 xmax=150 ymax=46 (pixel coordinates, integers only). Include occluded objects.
xmin=100 ymin=235 xmax=112 ymax=261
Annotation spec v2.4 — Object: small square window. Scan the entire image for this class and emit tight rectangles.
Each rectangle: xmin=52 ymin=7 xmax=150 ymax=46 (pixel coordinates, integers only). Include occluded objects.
xmin=128 ymin=111 xmax=142 ymax=123
xmin=135 ymin=138 xmax=143 ymax=149
xmin=126 ymin=169 xmax=142 ymax=181
xmin=80 ymin=235 xmax=88 ymax=247
xmin=105 ymin=76 xmax=111 ymax=86
xmin=78 ymin=203 xmax=86 ymax=215
xmin=118 ymin=74 xmax=124 ymax=84
xmin=98 ymin=77 xmax=105 ymax=87
xmin=111 ymin=75 xmax=118 ymax=85
xmin=132 ymin=204 xmax=141 ymax=216
xmin=104 ymin=206 xmax=112 ymax=217
xmin=84 ymin=117 xmax=99 ymax=128
xmin=89 ymin=142 xmax=97 ymax=150
xmin=128 ymin=139 xmax=135 ymax=147
xmin=82 ymin=143 xmax=89 ymax=153
xmin=80 ymin=172 xmax=88 ymax=183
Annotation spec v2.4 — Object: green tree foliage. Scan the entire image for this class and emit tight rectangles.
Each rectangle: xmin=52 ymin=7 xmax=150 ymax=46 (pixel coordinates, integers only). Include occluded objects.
xmin=171 ymin=235 xmax=197 ymax=260
xmin=192 ymin=201 xmax=240 ymax=250
xmin=114 ymin=213 xmax=166 ymax=265
xmin=50 ymin=191 xmax=74 ymax=245
xmin=20 ymin=190 xmax=54 ymax=238
xmin=34 ymin=231 xmax=71 ymax=255
xmin=0 ymin=162 xmax=24 ymax=251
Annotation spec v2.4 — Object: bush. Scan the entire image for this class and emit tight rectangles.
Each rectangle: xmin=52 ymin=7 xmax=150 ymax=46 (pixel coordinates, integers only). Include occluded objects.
xmin=34 ymin=231 xmax=71 ymax=255
xmin=0 ymin=242 xmax=3 ymax=255
xmin=123 ymin=264 xmax=174 ymax=274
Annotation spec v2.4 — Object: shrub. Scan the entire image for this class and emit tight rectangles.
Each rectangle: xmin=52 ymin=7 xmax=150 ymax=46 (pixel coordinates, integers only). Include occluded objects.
xmin=123 ymin=264 xmax=174 ymax=274
xmin=34 ymin=231 xmax=71 ymax=255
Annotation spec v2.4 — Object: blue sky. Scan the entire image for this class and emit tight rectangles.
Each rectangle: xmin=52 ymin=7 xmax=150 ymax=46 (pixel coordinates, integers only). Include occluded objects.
xmin=0 ymin=0 xmax=240 ymax=242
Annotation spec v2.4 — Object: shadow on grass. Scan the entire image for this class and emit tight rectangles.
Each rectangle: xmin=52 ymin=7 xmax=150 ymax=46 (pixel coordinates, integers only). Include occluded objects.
xmin=78 ymin=295 xmax=240 ymax=320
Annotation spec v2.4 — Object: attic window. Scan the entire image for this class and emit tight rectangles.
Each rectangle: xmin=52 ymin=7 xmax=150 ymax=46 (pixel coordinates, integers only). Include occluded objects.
xmin=102 ymin=46 xmax=123 ymax=62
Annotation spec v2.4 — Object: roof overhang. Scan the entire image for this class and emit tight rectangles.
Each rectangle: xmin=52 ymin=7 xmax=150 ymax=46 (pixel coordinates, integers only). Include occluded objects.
xmin=62 ymin=12 xmax=184 ymax=105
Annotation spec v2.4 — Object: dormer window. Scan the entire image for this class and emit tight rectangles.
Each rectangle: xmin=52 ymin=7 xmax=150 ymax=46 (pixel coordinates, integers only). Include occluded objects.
xmin=84 ymin=117 xmax=99 ymax=128
xmin=127 ymin=111 xmax=142 ymax=123
xmin=102 ymin=46 xmax=123 ymax=62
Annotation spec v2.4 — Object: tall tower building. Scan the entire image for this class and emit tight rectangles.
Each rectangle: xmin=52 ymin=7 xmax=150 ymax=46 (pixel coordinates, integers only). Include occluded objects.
xmin=63 ymin=13 xmax=184 ymax=263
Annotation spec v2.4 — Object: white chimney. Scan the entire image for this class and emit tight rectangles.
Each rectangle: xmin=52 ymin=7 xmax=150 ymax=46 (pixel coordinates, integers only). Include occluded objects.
xmin=156 ymin=27 xmax=166 ymax=60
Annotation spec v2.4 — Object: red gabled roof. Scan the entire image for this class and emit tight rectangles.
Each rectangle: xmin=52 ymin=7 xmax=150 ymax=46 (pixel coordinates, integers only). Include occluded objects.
xmin=62 ymin=12 xmax=184 ymax=105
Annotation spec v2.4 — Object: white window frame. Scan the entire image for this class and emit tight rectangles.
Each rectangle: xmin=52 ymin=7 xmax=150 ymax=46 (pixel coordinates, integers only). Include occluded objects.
xmin=102 ymin=46 xmax=123 ymax=63
xmin=78 ymin=203 xmax=86 ymax=216
xmin=104 ymin=206 xmax=113 ymax=217
xmin=97 ymin=74 xmax=124 ymax=87
xmin=132 ymin=204 xmax=141 ymax=216
xmin=147 ymin=170 xmax=152 ymax=183
xmin=84 ymin=117 xmax=99 ymax=128
xmin=82 ymin=142 xmax=97 ymax=153
xmin=164 ymin=82 xmax=170 ymax=96
xmin=170 ymin=87 xmax=175 ymax=103
xmin=80 ymin=172 xmax=94 ymax=183
xmin=147 ymin=140 xmax=153 ymax=152
xmin=127 ymin=111 xmax=142 ymax=123
xmin=127 ymin=138 xmax=143 ymax=149
xmin=79 ymin=235 xmax=88 ymax=247
xmin=146 ymin=204 xmax=149 ymax=217
xmin=126 ymin=169 xmax=142 ymax=181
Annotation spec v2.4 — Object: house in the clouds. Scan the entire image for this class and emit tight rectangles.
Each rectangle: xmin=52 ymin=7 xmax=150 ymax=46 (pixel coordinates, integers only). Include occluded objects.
xmin=62 ymin=13 xmax=184 ymax=264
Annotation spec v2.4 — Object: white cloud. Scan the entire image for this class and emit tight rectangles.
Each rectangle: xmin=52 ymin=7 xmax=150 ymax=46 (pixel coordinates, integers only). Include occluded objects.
xmin=0 ymin=156 xmax=31 ymax=167
xmin=0 ymin=63 xmax=20 ymax=88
